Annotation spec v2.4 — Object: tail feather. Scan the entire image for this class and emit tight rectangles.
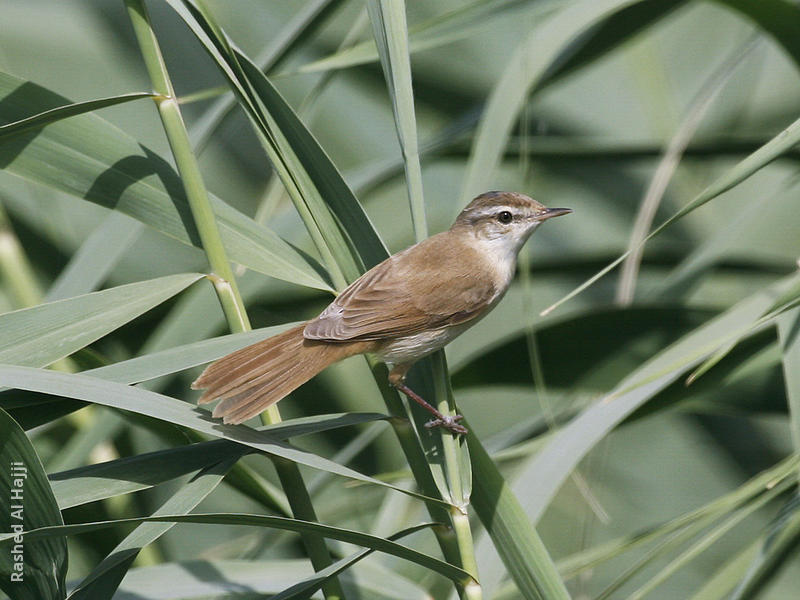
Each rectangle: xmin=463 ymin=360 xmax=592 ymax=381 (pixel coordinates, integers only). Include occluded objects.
xmin=212 ymin=358 xmax=314 ymax=419
xmin=193 ymin=325 xmax=303 ymax=402
xmin=192 ymin=323 xmax=370 ymax=424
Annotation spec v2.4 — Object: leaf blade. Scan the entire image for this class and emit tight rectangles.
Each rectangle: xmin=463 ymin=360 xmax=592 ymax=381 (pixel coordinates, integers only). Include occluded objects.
xmin=0 ymin=273 xmax=203 ymax=368
xmin=521 ymin=271 xmax=800 ymax=527
xmin=0 ymin=92 xmax=154 ymax=140
xmin=467 ymin=427 xmax=570 ymax=600
xmin=2 ymin=514 xmax=470 ymax=585
xmin=0 ymin=366 xmax=444 ymax=508
xmin=367 ymin=0 xmax=427 ymax=241
xmin=66 ymin=459 xmax=236 ymax=600
xmin=0 ymin=72 xmax=329 ymax=290
xmin=0 ymin=408 xmax=67 ymax=600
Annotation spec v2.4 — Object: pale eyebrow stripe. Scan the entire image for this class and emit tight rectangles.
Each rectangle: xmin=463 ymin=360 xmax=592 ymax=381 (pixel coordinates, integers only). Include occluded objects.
xmin=465 ymin=205 xmax=516 ymax=220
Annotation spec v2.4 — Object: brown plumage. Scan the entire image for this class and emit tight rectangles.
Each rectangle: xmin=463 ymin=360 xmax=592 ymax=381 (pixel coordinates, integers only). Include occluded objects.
xmin=304 ymin=230 xmax=497 ymax=342
xmin=192 ymin=191 xmax=571 ymax=433
xmin=193 ymin=325 xmax=375 ymax=424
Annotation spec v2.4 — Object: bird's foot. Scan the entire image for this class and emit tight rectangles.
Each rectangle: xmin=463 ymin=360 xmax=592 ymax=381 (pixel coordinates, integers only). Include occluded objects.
xmin=424 ymin=414 xmax=468 ymax=435
xmin=389 ymin=377 xmax=468 ymax=435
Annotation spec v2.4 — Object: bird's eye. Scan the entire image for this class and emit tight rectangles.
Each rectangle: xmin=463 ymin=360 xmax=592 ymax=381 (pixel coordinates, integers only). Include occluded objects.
xmin=497 ymin=210 xmax=513 ymax=224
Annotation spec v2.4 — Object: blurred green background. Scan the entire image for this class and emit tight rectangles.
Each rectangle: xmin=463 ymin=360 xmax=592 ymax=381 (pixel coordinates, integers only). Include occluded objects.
xmin=1 ymin=1 xmax=800 ymax=599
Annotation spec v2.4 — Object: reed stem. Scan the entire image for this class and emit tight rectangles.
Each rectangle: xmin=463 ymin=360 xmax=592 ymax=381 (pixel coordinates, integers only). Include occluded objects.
xmin=125 ymin=2 xmax=342 ymax=597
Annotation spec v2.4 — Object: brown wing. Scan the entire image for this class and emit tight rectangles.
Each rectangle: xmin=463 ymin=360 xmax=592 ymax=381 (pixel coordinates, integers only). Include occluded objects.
xmin=304 ymin=233 xmax=497 ymax=341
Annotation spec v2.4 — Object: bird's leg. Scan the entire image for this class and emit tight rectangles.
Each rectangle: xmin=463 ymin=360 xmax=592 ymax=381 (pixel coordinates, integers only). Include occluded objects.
xmin=388 ymin=366 xmax=468 ymax=435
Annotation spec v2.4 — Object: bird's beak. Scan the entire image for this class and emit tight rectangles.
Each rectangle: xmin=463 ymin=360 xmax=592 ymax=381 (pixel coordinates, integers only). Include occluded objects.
xmin=537 ymin=207 xmax=572 ymax=221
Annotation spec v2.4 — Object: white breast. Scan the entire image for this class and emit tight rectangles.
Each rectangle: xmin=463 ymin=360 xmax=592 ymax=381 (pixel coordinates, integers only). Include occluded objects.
xmin=376 ymin=322 xmax=473 ymax=368
xmin=374 ymin=228 xmax=527 ymax=368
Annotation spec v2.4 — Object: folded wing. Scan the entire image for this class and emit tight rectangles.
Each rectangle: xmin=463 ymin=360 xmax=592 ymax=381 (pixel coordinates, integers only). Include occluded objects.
xmin=304 ymin=235 xmax=497 ymax=341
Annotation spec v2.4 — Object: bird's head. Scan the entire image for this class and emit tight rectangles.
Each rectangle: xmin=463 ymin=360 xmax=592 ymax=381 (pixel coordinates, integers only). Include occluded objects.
xmin=452 ymin=191 xmax=571 ymax=255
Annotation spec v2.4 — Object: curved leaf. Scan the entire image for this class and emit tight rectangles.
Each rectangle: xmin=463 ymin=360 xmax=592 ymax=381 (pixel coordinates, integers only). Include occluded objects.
xmin=2 ymin=514 xmax=469 ymax=585
xmin=50 ymin=440 xmax=242 ymax=511
xmin=1 ymin=324 xmax=296 ymax=428
xmin=368 ymin=0 xmax=427 ymax=240
xmin=114 ymin=558 xmax=428 ymax=600
xmin=271 ymin=523 xmax=434 ymax=600
xmin=0 ymin=72 xmax=329 ymax=291
xmin=0 ymin=92 xmax=154 ymax=141
xmin=49 ymin=411 xmax=375 ymax=510
xmin=0 ymin=366 xmax=444 ymax=508
xmin=0 ymin=408 xmax=66 ymax=600
xmin=0 ymin=273 xmax=203 ymax=368
xmin=518 ymin=271 xmax=800 ymax=527
xmin=66 ymin=459 xmax=236 ymax=600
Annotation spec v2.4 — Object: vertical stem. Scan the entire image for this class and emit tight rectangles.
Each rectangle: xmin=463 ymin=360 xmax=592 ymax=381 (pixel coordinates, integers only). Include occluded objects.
xmin=432 ymin=353 xmax=466 ymax=503
xmin=368 ymin=3 xmax=479 ymax=594
xmin=367 ymin=0 xmax=427 ymax=243
xmin=371 ymin=356 xmax=480 ymax=599
xmin=432 ymin=353 xmax=481 ymax=598
xmin=124 ymin=2 xmax=342 ymax=598
xmin=125 ymin=0 xmax=248 ymax=334
xmin=368 ymin=360 xmax=462 ymax=548
xmin=452 ymin=509 xmax=482 ymax=600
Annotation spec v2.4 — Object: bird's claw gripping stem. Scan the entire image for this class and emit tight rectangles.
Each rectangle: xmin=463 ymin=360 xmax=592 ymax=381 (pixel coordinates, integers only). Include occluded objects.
xmin=391 ymin=379 xmax=468 ymax=436
xmin=425 ymin=414 xmax=468 ymax=435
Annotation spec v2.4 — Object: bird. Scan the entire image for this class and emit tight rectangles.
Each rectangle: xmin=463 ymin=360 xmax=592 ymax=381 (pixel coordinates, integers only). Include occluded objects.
xmin=192 ymin=191 xmax=571 ymax=434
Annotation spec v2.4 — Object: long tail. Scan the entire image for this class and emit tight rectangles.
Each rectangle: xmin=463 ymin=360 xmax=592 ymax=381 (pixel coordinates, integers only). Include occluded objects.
xmin=192 ymin=324 xmax=367 ymax=424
